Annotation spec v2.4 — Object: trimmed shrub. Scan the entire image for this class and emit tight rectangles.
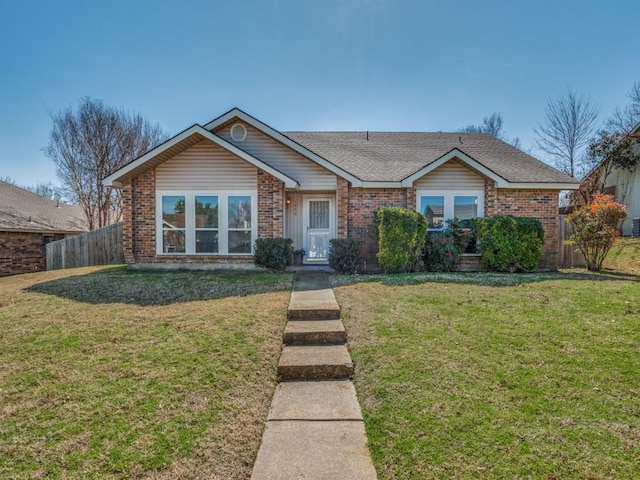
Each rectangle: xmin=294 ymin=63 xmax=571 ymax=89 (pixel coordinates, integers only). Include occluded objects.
xmin=374 ymin=206 xmax=427 ymax=272
xmin=328 ymin=238 xmax=362 ymax=274
xmin=471 ymin=216 xmax=545 ymax=272
xmin=424 ymin=230 xmax=460 ymax=272
xmin=566 ymin=194 xmax=627 ymax=271
xmin=253 ymin=238 xmax=293 ymax=272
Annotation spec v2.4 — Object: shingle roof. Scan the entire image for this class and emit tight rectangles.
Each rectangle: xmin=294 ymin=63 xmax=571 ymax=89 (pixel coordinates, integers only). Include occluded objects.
xmin=283 ymin=131 xmax=576 ymax=184
xmin=0 ymin=181 xmax=88 ymax=233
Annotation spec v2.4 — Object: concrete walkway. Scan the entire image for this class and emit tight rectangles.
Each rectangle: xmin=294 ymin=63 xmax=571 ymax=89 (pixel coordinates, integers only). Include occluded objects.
xmin=251 ymin=272 xmax=377 ymax=480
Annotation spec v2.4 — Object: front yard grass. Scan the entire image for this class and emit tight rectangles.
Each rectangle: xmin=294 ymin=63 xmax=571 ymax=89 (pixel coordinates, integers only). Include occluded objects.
xmin=333 ymin=239 xmax=640 ymax=479
xmin=0 ymin=266 xmax=292 ymax=479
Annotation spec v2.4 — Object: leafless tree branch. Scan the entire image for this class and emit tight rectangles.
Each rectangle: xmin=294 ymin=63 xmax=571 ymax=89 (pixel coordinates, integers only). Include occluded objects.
xmin=534 ymin=89 xmax=600 ymax=178
xmin=43 ymin=97 xmax=168 ymax=229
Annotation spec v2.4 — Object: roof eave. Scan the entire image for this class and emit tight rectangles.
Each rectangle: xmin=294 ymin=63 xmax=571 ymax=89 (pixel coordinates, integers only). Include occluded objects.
xmin=204 ymin=108 xmax=364 ymax=187
xmin=103 ymin=124 xmax=205 ymax=186
xmin=360 ymin=181 xmax=402 ymax=188
xmin=502 ymin=182 xmax=580 ymax=190
xmin=0 ymin=227 xmax=86 ymax=235
xmin=401 ymin=148 xmax=509 ymax=188
xmin=103 ymin=125 xmax=299 ymax=189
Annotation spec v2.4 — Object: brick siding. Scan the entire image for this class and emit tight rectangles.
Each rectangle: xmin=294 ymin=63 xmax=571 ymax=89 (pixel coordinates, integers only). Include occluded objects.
xmin=345 ymin=187 xmax=409 ymax=270
xmin=124 ymin=168 xmax=283 ymax=265
xmin=122 ymin=167 xmax=560 ymax=271
xmin=487 ymin=188 xmax=560 ymax=270
xmin=0 ymin=231 xmax=64 ymax=276
xmin=258 ymin=171 xmax=284 ymax=238
xmin=341 ymin=180 xmax=559 ymax=271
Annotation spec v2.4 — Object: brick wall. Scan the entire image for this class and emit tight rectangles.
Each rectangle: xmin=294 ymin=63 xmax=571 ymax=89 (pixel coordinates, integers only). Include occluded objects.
xmin=127 ymin=169 xmax=156 ymax=263
xmin=258 ymin=171 xmax=284 ymax=238
xmin=337 ymin=178 xmax=349 ymax=239
xmin=346 ymin=187 xmax=410 ymax=269
xmin=121 ymin=165 xmax=561 ymax=271
xmin=343 ymin=181 xmax=560 ymax=272
xmin=0 ymin=231 xmax=64 ymax=277
xmin=123 ymin=168 xmax=282 ymax=265
xmin=487 ymin=188 xmax=560 ymax=270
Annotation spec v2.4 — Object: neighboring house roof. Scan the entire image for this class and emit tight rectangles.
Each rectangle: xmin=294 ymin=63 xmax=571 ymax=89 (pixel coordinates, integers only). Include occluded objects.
xmin=0 ymin=181 xmax=88 ymax=234
xmin=104 ymin=107 xmax=579 ymax=190
xmin=578 ymin=119 xmax=640 ymax=187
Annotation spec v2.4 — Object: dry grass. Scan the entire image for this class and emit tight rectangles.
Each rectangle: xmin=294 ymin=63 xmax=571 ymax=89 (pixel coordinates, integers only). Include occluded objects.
xmin=333 ymin=239 xmax=640 ymax=479
xmin=0 ymin=266 xmax=292 ymax=479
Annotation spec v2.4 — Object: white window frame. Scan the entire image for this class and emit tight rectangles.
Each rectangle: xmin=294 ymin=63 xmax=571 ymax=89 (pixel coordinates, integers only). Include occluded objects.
xmin=416 ymin=190 xmax=484 ymax=230
xmin=156 ymin=191 xmax=257 ymax=255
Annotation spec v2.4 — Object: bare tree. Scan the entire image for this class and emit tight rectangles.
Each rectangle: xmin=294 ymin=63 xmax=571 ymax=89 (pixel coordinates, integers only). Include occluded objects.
xmin=44 ymin=97 xmax=168 ymax=229
xmin=534 ymin=89 xmax=600 ymax=178
xmin=24 ymin=182 xmax=62 ymax=200
xmin=460 ymin=112 xmax=522 ymax=148
xmin=605 ymin=81 xmax=640 ymax=133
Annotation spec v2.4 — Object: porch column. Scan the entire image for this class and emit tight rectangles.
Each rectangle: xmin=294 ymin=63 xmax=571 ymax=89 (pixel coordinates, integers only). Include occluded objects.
xmin=337 ymin=178 xmax=349 ymax=239
xmin=258 ymin=170 xmax=284 ymax=238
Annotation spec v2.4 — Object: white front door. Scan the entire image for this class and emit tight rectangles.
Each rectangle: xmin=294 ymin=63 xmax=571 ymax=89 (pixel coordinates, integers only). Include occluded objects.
xmin=303 ymin=197 xmax=334 ymax=263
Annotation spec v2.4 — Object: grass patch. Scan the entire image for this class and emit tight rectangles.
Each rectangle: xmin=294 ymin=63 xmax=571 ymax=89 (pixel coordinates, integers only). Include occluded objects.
xmin=333 ymin=240 xmax=640 ymax=479
xmin=0 ymin=266 xmax=292 ymax=479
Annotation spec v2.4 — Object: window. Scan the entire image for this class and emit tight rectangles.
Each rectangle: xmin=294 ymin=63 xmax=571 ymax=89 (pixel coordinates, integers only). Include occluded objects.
xmin=195 ymin=196 xmax=218 ymax=253
xmin=162 ymin=195 xmax=186 ymax=253
xmin=228 ymin=195 xmax=252 ymax=253
xmin=453 ymin=196 xmax=479 ymax=229
xmin=418 ymin=191 xmax=483 ymax=230
xmin=158 ymin=192 xmax=255 ymax=255
xmin=420 ymin=196 xmax=445 ymax=229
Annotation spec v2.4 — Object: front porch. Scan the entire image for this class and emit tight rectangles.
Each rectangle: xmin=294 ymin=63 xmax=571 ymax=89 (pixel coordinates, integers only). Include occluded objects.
xmin=284 ymin=191 xmax=338 ymax=265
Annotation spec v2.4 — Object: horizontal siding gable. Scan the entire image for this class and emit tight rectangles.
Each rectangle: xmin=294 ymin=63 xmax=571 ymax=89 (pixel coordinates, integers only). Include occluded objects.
xmin=414 ymin=159 xmax=485 ymax=190
xmin=216 ymin=122 xmax=337 ymax=190
xmin=156 ymin=140 xmax=257 ymax=190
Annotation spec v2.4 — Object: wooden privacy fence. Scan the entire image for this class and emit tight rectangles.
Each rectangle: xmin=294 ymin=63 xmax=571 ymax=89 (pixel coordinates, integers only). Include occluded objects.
xmin=47 ymin=223 xmax=124 ymax=270
xmin=558 ymin=215 xmax=585 ymax=268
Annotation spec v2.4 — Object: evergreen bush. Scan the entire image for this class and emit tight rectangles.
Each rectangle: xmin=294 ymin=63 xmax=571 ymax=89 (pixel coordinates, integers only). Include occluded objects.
xmin=471 ymin=216 xmax=545 ymax=272
xmin=374 ymin=207 xmax=427 ymax=272
xmin=253 ymin=238 xmax=294 ymax=272
xmin=328 ymin=238 xmax=362 ymax=274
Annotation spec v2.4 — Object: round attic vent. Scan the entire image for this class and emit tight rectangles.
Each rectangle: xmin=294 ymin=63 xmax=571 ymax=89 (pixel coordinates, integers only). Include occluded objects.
xmin=230 ymin=123 xmax=247 ymax=142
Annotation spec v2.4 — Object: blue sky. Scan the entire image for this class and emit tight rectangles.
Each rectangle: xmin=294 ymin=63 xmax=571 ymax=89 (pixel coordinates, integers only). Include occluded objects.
xmin=1 ymin=0 xmax=639 ymax=187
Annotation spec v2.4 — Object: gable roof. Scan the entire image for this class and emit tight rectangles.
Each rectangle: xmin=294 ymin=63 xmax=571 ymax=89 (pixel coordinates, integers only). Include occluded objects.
xmin=103 ymin=124 xmax=299 ymax=188
xmin=284 ymin=131 xmax=577 ymax=188
xmin=0 ymin=181 xmax=88 ymax=234
xmin=104 ymin=107 xmax=578 ymax=190
xmin=205 ymin=108 xmax=364 ymax=187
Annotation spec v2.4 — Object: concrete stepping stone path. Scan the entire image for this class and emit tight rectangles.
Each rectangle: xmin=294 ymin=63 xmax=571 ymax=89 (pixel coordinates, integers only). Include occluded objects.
xmin=251 ymin=271 xmax=377 ymax=480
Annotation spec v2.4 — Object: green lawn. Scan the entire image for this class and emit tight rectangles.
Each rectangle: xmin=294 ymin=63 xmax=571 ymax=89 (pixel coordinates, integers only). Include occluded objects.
xmin=2 ymin=241 xmax=639 ymax=479
xmin=0 ymin=266 xmax=292 ymax=479
xmin=333 ymin=239 xmax=640 ymax=479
